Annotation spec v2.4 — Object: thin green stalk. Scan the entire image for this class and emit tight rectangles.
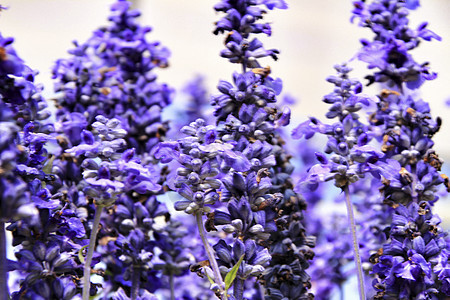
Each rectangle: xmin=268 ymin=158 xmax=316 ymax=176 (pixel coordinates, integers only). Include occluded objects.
xmin=82 ymin=205 xmax=103 ymax=300
xmin=344 ymin=186 xmax=365 ymax=300
xmin=0 ymin=221 xmax=9 ymax=300
xmin=195 ymin=212 xmax=227 ymax=300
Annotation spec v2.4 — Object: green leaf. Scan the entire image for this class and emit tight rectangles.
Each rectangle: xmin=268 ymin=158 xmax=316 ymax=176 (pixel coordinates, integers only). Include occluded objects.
xmin=224 ymin=254 xmax=244 ymax=291
xmin=78 ymin=245 xmax=88 ymax=264
xmin=43 ymin=155 xmax=55 ymax=175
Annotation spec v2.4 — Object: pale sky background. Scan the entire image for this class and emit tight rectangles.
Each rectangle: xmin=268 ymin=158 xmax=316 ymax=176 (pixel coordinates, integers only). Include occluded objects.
xmin=1 ymin=1 xmax=450 ymax=298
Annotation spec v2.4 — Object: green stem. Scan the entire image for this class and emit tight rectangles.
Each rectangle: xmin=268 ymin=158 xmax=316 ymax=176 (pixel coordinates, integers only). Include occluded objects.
xmin=82 ymin=205 xmax=103 ymax=300
xmin=344 ymin=186 xmax=365 ymax=300
xmin=0 ymin=221 xmax=9 ymax=300
xmin=195 ymin=212 xmax=227 ymax=300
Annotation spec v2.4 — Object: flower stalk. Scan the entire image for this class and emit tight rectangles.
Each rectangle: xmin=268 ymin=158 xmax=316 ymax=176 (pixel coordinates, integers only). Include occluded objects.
xmin=344 ymin=186 xmax=365 ymax=300
xmin=195 ymin=212 xmax=226 ymax=300
xmin=82 ymin=205 xmax=104 ymax=300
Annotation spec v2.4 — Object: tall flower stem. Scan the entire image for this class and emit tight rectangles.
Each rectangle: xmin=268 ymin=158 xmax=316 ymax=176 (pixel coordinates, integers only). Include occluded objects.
xmin=131 ymin=266 xmax=140 ymax=300
xmin=82 ymin=205 xmax=104 ymax=300
xmin=195 ymin=212 xmax=227 ymax=300
xmin=344 ymin=186 xmax=365 ymax=300
xmin=0 ymin=221 xmax=9 ymax=300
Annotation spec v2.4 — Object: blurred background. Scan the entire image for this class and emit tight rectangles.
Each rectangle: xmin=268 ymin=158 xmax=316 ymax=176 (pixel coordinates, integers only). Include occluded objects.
xmin=1 ymin=1 xmax=450 ymax=298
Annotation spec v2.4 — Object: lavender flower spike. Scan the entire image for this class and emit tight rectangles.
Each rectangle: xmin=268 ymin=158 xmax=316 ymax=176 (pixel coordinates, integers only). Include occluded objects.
xmin=293 ymin=63 xmax=384 ymax=299
xmin=67 ymin=116 xmax=161 ymax=299
xmin=0 ymin=31 xmax=44 ymax=299
xmin=210 ymin=1 xmax=316 ymax=299
xmin=349 ymin=0 xmax=449 ymax=297
xmin=157 ymin=119 xmax=228 ymax=298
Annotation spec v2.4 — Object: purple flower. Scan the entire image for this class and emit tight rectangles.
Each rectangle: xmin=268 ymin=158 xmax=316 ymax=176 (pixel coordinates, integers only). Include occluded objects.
xmin=213 ymin=0 xmax=286 ymax=68
xmin=158 ymin=120 xmax=225 ymax=215
xmin=371 ymin=202 xmax=450 ymax=298
xmin=352 ymin=0 xmax=441 ymax=88
xmin=0 ymin=34 xmax=24 ymax=76
xmin=67 ymin=115 xmax=161 ymax=207
xmin=52 ymin=0 xmax=173 ymax=154
xmin=11 ymin=241 xmax=81 ymax=299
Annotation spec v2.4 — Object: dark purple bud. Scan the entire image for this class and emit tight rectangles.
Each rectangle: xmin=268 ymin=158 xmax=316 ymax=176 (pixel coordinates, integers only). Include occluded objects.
xmin=252 ymin=248 xmax=271 ymax=265
xmin=36 ymin=281 xmax=51 ymax=298
xmin=214 ymin=211 xmax=232 ymax=225
xmin=245 ymin=239 xmax=256 ymax=260
xmin=424 ymin=239 xmax=439 ymax=257
xmin=97 ymin=165 xmax=111 ymax=179
xmin=233 ymin=172 xmax=246 ymax=192
xmin=178 ymin=183 xmax=193 ymax=200
xmin=33 ymin=242 xmax=46 ymax=261
xmin=81 ymin=130 xmax=95 ymax=145
xmin=217 ymin=80 xmax=233 ymax=94
xmin=357 ymin=133 xmax=369 ymax=146
xmin=217 ymin=244 xmax=232 ymax=264
xmin=187 ymin=172 xmax=200 ymax=184
xmin=276 ymin=106 xmax=290 ymax=127
xmin=134 ymin=202 xmax=149 ymax=219
xmin=233 ymin=239 xmax=245 ymax=261
xmin=205 ymin=129 xmax=217 ymax=144
xmin=193 ymin=192 xmax=204 ymax=203
xmin=121 ymin=148 xmax=135 ymax=162
xmin=204 ymin=191 xmax=219 ymax=204
xmin=412 ymin=236 xmax=425 ymax=254
xmin=44 ymin=244 xmax=60 ymax=262
xmin=174 ymin=200 xmax=191 ymax=211
xmin=315 ymin=152 xmax=328 ymax=165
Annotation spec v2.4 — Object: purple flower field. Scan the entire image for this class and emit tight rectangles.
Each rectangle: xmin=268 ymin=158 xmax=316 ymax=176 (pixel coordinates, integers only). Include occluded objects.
xmin=0 ymin=1 xmax=450 ymax=299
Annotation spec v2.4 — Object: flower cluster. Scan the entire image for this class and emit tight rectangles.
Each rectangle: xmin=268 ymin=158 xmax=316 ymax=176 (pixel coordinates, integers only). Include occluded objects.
xmin=293 ymin=64 xmax=385 ymax=190
xmin=352 ymin=0 xmax=441 ymax=88
xmin=1 ymin=1 xmax=450 ymax=300
xmin=157 ymin=119 xmax=223 ymax=215
xmin=52 ymin=0 xmax=173 ymax=154
xmin=292 ymin=0 xmax=450 ymax=299
xmin=371 ymin=202 xmax=450 ymax=298
xmin=66 ymin=116 xmax=161 ymax=205
xmin=350 ymin=2 xmax=450 ymax=296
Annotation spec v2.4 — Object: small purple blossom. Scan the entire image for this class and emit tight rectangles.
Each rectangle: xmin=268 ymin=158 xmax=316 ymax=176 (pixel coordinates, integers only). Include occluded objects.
xmin=352 ymin=0 xmax=441 ymax=88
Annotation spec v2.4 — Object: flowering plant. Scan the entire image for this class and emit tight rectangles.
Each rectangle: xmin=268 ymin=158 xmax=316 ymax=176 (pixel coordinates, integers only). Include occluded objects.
xmin=0 ymin=0 xmax=449 ymax=300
